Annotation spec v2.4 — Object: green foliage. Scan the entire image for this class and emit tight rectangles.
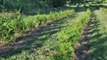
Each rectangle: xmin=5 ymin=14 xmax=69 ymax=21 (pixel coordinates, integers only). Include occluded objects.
xmin=54 ymin=9 xmax=91 ymax=60
xmin=15 ymin=16 xmax=26 ymax=33
xmin=0 ymin=0 xmax=48 ymax=11
xmin=0 ymin=9 xmax=92 ymax=60
xmin=0 ymin=9 xmax=75 ymax=43
xmin=0 ymin=19 xmax=16 ymax=43
xmin=23 ymin=9 xmax=74 ymax=30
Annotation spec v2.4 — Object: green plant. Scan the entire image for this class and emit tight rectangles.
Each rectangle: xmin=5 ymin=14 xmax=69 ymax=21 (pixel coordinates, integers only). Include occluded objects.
xmin=54 ymin=9 xmax=91 ymax=60
xmin=0 ymin=19 xmax=16 ymax=43
xmin=15 ymin=15 xmax=26 ymax=33
xmin=0 ymin=9 xmax=75 ymax=43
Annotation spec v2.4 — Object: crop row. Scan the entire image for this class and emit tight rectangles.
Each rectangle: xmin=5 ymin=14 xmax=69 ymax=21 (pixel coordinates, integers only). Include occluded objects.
xmin=0 ymin=9 xmax=75 ymax=43
xmin=53 ymin=9 xmax=91 ymax=60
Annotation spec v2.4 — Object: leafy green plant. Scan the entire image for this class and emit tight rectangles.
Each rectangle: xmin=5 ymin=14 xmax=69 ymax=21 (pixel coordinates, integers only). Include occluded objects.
xmin=0 ymin=19 xmax=16 ymax=43
xmin=0 ymin=9 xmax=75 ymax=43
xmin=54 ymin=9 xmax=91 ymax=60
xmin=15 ymin=15 xmax=26 ymax=33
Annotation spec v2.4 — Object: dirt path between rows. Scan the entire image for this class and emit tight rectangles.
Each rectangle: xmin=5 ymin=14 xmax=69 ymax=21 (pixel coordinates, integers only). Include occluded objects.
xmin=73 ymin=13 xmax=97 ymax=60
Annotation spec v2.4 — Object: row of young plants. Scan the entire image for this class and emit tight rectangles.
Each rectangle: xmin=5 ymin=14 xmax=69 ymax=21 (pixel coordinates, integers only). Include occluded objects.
xmin=0 ymin=9 xmax=75 ymax=43
xmin=53 ymin=9 xmax=91 ymax=60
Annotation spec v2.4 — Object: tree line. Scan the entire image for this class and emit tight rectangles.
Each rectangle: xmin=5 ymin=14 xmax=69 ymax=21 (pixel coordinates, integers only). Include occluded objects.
xmin=0 ymin=0 xmax=106 ymax=12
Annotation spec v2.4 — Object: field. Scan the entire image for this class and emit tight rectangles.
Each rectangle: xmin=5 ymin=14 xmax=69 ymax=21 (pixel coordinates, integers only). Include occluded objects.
xmin=0 ymin=0 xmax=107 ymax=60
